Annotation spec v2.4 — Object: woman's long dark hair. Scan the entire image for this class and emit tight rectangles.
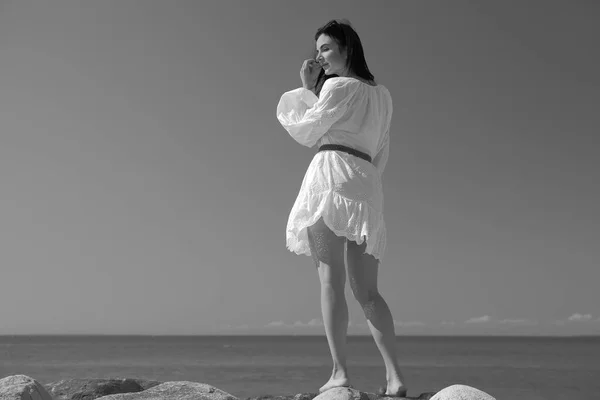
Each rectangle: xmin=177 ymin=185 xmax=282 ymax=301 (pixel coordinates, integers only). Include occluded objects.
xmin=310 ymin=19 xmax=376 ymax=97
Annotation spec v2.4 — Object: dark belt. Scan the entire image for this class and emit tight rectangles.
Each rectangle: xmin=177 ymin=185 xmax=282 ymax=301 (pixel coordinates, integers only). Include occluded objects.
xmin=318 ymin=144 xmax=372 ymax=163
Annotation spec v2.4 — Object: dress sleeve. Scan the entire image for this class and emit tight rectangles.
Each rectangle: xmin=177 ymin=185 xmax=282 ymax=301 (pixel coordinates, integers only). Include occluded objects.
xmin=277 ymin=79 xmax=358 ymax=148
xmin=372 ymin=127 xmax=390 ymax=175
xmin=373 ymin=90 xmax=393 ymax=176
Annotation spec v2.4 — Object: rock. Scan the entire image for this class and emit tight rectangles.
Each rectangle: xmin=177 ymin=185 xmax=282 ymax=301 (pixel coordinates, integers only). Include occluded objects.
xmin=430 ymin=385 xmax=495 ymax=400
xmin=404 ymin=393 xmax=437 ymax=400
xmin=0 ymin=375 xmax=54 ymax=400
xmin=310 ymin=387 xmax=436 ymax=400
xmin=5 ymin=376 xmax=489 ymax=400
xmin=133 ymin=381 xmax=162 ymax=392
xmin=312 ymin=388 xmax=369 ymax=400
xmin=44 ymin=379 xmax=162 ymax=400
xmin=243 ymin=388 xmax=439 ymax=400
xmin=243 ymin=393 xmax=319 ymax=400
xmin=95 ymin=381 xmax=238 ymax=400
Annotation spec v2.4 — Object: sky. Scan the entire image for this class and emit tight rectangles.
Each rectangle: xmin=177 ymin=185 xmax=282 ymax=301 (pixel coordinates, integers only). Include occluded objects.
xmin=0 ymin=0 xmax=598 ymax=336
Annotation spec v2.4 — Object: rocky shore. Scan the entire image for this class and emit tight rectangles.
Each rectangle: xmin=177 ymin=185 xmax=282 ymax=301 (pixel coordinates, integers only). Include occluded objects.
xmin=0 ymin=375 xmax=496 ymax=400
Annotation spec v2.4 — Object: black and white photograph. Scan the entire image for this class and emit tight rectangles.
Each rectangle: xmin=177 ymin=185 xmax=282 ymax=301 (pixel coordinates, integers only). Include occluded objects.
xmin=1 ymin=1 xmax=599 ymax=399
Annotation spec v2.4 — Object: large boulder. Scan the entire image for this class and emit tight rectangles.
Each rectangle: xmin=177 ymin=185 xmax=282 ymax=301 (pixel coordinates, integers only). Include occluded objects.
xmin=95 ymin=381 xmax=238 ymax=400
xmin=430 ymin=385 xmax=495 ymax=400
xmin=44 ymin=379 xmax=162 ymax=400
xmin=0 ymin=375 xmax=53 ymax=400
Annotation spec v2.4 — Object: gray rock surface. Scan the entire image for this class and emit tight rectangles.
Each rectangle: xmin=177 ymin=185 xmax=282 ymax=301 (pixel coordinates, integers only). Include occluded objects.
xmin=44 ymin=379 xmax=162 ymax=400
xmin=95 ymin=381 xmax=238 ymax=400
xmin=0 ymin=375 xmax=54 ymax=400
xmin=310 ymin=387 xmax=436 ymax=400
xmin=312 ymin=388 xmax=370 ymax=400
xmin=3 ymin=375 xmax=492 ymax=400
xmin=430 ymin=385 xmax=495 ymax=400
xmin=242 ymin=393 xmax=319 ymax=400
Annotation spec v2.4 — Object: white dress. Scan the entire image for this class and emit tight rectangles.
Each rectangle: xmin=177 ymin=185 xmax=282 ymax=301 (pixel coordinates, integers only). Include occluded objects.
xmin=276 ymin=76 xmax=392 ymax=262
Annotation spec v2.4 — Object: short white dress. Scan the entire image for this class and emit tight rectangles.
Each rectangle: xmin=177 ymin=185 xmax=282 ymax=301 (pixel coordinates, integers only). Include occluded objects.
xmin=276 ymin=76 xmax=392 ymax=263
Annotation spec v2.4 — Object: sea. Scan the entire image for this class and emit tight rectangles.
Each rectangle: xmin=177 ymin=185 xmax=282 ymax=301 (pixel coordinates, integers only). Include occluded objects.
xmin=1 ymin=335 xmax=599 ymax=400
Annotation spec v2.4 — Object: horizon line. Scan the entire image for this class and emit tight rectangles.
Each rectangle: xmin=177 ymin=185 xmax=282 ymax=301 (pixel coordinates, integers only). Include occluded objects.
xmin=1 ymin=333 xmax=599 ymax=338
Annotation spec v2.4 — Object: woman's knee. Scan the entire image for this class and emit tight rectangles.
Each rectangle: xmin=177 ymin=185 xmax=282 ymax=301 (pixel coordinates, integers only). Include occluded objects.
xmin=346 ymin=238 xmax=380 ymax=305
xmin=351 ymin=286 xmax=379 ymax=306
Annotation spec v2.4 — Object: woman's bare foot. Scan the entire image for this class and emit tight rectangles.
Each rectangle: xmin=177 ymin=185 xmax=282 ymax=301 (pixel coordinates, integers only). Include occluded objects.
xmin=381 ymin=386 xmax=407 ymax=397
xmin=378 ymin=376 xmax=407 ymax=397
xmin=319 ymin=374 xmax=351 ymax=393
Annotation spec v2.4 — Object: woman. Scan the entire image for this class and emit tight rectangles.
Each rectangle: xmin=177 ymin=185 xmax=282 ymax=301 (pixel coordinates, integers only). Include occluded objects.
xmin=276 ymin=20 xmax=407 ymax=397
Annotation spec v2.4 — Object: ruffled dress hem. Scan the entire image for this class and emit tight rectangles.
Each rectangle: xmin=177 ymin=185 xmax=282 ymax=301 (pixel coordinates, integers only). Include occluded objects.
xmin=286 ymin=189 xmax=386 ymax=263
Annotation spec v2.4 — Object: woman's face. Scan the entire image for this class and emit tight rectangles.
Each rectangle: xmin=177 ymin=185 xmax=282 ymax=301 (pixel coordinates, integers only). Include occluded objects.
xmin=315 ymin=34 xmax=348 ymax=77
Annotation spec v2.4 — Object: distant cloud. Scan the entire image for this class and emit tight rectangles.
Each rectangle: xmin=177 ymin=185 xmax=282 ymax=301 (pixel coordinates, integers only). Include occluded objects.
xmin=465 ymin=316 xmax=536 ymax=325
xmin=265 ymin=321 xmax=287 ymax=327
xmin=567 ymin=313 xmax=593 ymax=322
xmin=441 ymin=321 xmax=456 ymax=325
xmin=293 ymin=319 xmax=324 ymax=327
xmin=394 ymin=320 xmax=425 ymax=327
xmin=465 ymin=315 xmax=492 ymax=324
xmin=221 ymin=324 xmax=250 ymax=330
xmin=497 ymin=318 xmax=537 ymax=325
xmin=552 ymin=313 xmax=596 ymax=325
xmin=265 ymin=319 xmax=324 ymax=328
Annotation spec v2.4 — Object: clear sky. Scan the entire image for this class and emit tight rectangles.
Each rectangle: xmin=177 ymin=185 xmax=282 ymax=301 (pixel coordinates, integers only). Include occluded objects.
xmin=0 ymin=0 xmax=598 ymax=336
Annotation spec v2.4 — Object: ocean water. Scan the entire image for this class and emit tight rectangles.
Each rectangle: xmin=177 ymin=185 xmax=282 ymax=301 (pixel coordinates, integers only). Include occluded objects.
xmin=1 ymin=335 xmax=599 ymax=399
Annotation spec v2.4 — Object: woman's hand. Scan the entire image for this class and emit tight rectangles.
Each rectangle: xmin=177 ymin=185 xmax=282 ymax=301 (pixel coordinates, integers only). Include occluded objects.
xmin=300 ymin=59 xmax=322 ymax=90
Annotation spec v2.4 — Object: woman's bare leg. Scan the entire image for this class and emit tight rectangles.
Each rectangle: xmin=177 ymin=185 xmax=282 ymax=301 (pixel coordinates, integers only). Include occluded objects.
xmin=346 ymin=238 xmax=407 ymax=396
xmin=306 ymin=217 xmax=351 ymax=392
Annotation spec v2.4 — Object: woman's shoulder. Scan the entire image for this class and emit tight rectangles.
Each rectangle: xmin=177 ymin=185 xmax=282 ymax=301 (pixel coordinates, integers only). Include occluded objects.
xmin=322 ymin=76 xmax=351 ymax=89
xmin=325 ymin=76 xmax=364 ymax=87
xmin=320 ymin=77 xmax=390 ymax=103
xmin=331 ymin=76 xmax=383 ymax=87
xmin=319 ymin=77 xmax=359 ymax=96
xmin=321 ymin=76 xmax=380 ymax=93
